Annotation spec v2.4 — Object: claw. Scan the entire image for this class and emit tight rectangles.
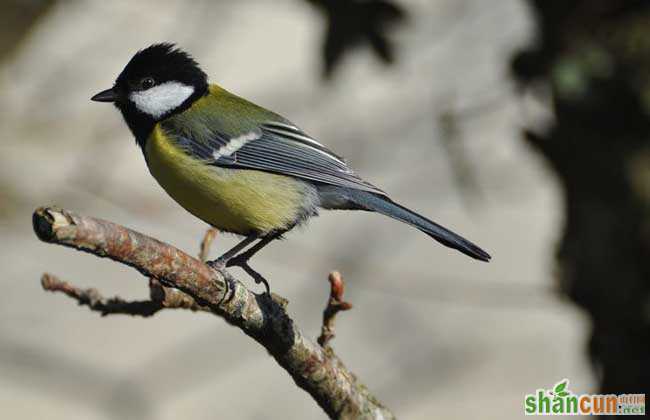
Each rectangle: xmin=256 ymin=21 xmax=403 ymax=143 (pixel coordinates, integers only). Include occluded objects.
xmin=207 ymin=258 xmax=226 ymax=270
xmin=208 ymin=254 xmax=271 ymax=294
xmin=206 ymin=233 xmax=279 ymax=294
xmin=242 ymin=263 xmax=271 ymax=295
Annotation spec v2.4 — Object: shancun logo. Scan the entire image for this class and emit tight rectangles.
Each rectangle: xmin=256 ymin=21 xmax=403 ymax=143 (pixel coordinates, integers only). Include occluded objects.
xmin=524 ymin=379 xmax=645 ymax=416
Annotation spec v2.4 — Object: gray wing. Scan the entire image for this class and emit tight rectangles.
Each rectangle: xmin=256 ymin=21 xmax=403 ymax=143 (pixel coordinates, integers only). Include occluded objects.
xmin=169 ymin=120 xmax=386 ymax=195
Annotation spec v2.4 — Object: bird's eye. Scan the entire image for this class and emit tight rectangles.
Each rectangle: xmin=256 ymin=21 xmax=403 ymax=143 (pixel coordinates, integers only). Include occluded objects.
xmin=140 ymin=77 xmax=155 ymax=90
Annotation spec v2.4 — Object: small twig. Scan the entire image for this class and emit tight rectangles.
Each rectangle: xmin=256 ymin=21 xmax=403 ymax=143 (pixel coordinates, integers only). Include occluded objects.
xmin=148 ymin=278 xmax=208 ymax=312
xmin=198 ymin=228 xmax=218 ymax=262
xmin=318 ymin=271 xmax=353 ymax=348
xmin=41 ymin=274 xmax=209 ymax=316
xmin=41 ymin=273 xmax=163 ymax=317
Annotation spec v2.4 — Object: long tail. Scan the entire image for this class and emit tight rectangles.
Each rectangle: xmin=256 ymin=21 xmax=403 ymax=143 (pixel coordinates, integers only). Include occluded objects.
xmin=330 ymin=188 xmax=491 ymax=262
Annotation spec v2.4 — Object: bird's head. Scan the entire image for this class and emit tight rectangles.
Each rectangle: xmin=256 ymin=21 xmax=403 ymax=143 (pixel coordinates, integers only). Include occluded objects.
xmin=92 ymin=43 xmax=208 ymax=141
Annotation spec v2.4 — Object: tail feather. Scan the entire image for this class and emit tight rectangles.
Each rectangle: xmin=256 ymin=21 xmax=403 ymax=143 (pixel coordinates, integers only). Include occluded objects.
xmin=334 ymin=189 xmax=491 ymax=262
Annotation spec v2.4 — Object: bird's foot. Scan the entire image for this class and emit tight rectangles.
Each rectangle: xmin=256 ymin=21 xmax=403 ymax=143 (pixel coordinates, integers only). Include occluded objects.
xmin=239 ymin=263 xmax=271 ymax=295
xmin=207 ymin=257 xmax=227 ymax=270
xmin=207 ymin=253 xmax=271 ymax=295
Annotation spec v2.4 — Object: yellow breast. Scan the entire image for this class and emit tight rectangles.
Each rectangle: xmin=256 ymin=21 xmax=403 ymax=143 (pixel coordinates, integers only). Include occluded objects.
xmin=144 ymin=124 xmax=313 ymax=235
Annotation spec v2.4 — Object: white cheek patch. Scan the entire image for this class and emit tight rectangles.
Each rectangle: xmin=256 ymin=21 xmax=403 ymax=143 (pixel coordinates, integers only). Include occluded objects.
xmin=130 ymin=82 xmax=195 ymax=118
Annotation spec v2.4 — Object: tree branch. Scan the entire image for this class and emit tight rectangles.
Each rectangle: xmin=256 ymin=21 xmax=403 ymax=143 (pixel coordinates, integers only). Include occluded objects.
xmin=32 ymin=206 xmax=394 ymax=420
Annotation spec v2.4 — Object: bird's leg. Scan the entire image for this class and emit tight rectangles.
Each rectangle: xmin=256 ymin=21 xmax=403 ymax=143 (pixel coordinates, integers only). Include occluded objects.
xmin=239 ymin=263 xmax=270 ymax=295
xmin=207 ymin=235 xmax=257 ymax=269
xmin=208 ymin=232 xmax=280 ymax=294
xmin=225 ymin=232 xmax=281 ymax=294
xmin=225 ymin=232 xmax=279 ymax=268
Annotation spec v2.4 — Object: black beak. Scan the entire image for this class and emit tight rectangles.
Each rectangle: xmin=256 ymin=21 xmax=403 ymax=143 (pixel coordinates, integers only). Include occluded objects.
xmin=91 ymin=87 xmax=117 ymax=103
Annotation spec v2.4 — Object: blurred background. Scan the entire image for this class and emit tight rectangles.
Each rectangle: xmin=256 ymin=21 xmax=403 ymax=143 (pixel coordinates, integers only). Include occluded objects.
xmin=2 ymin=0 xmax=648 ymax=419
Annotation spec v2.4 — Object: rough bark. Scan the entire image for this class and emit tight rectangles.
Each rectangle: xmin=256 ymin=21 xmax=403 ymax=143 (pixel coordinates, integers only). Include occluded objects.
xmin=33 ymin=206 xmax=394 ymax=420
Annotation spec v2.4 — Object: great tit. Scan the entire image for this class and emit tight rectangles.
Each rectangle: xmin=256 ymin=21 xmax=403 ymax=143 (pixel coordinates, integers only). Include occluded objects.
xmin=91 ymin=43 xmax=490 ymax=290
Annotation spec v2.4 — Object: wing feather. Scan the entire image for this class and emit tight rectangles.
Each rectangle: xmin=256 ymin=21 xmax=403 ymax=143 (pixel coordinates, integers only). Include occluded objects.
xmin=161 ymin=118 xmax=385 ymax=195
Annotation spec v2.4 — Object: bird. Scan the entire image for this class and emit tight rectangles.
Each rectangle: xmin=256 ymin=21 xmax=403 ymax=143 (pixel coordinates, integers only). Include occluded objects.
xmin=91 ymin=43 xmax=490 ymax=291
